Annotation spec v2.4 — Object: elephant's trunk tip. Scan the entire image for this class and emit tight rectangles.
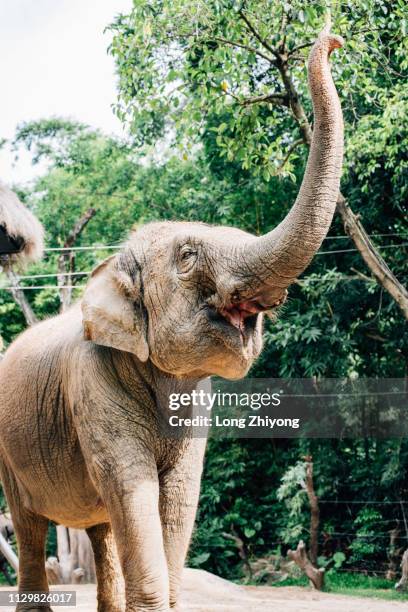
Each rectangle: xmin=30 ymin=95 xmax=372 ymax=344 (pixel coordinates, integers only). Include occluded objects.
xmin=317 ymin=29 xmax=344 ymax=56
xmin=327 ymin=33 xmax=344 ymax=53
xmin=308 ymin=29 xmax=344 ymax=87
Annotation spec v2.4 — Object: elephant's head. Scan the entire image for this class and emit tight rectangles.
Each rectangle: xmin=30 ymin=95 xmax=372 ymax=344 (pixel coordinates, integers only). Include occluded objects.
xmin=82 ymin=29 xmax=344 ymax=380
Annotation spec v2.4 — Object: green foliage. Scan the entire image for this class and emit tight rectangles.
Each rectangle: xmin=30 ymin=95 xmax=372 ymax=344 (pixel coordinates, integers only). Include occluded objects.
xmin=276 ymin=461 xmax=308 ymax=543
xmin=349 ymin=508 xmax=384 ymax=563
xmin=331 ymin=551 xmax=346 ymax=570
xmin=109 ymin=0 xmax=408 ymax=179
xmin=188 ymin=439 xmax=268 ymax=579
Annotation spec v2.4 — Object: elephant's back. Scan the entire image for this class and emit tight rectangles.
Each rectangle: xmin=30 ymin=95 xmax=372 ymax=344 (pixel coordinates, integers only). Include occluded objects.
xmin=0 ymin=302 xmax=83 ymax=371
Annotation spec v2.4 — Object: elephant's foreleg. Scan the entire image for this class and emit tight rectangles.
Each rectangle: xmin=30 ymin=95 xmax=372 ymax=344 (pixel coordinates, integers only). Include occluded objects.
xmin=159 ymin=444 xmax=205 ymax=610
xmin=86 ymin=522 xmax=125 ymax=612
xmin=0 ymin=462 xmax=51 ymax=612
xmin=100 ymin=475 xmax=170 ymax=611
xmin=159 ymin=495 xmax=197 ymax=611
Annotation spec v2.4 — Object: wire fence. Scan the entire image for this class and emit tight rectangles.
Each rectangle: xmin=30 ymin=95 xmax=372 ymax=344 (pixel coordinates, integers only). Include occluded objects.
xmin=0 ymin=236 xmax=406 ymax=291
xmin=316 ymin=242 xmax=408 ymax=255
xmin=3 ymin=285 xmax=86 ymax=291
xmin=1 ymin=477 xmax=408 ymax=581
xmin=225 ymin=499 xmax=408 ymax=579
xmin=39 ymin=233 xmax=408 ymax=254
xmin=0 ymin=270 xmax=383 ymax=283
xmin=319 ymin=500 xmax=408 ymax=504
xmin=44 ymin=245 xmax=121 ymax=253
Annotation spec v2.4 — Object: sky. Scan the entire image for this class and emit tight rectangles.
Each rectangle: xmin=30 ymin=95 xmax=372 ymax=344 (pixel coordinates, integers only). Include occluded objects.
xmin=0 ymin=0 xmax=133 ymax=185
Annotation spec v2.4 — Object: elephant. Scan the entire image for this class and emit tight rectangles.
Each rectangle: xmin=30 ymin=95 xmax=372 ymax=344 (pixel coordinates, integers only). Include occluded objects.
xmin=0 ymin=28 xmax=343 ymax=612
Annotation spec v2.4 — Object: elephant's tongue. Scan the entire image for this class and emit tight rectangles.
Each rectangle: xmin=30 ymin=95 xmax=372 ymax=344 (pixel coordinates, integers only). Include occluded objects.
xmin=220 ymin=301 xmax=263 ymax=331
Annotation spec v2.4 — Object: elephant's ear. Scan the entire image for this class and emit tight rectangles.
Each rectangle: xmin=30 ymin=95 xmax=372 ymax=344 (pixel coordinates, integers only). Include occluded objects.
xmin=81 ymin=254 xmax=149 ymax=362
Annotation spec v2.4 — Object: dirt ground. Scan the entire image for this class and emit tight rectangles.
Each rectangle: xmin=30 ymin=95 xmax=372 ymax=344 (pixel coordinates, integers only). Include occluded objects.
xmin=1 ymin=568 xmax=406 ymax=611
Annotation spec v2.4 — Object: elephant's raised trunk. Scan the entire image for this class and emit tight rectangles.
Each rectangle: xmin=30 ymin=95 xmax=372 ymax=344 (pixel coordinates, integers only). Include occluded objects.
xmin=236 ymin=28 xmax=344 ymax=307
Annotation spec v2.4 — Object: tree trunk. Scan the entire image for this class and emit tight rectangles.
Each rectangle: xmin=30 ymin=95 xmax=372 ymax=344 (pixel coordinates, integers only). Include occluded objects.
xmin=303 ymin=456 xmax=319 ymax=566
xmin=45 ymin=526 xmax=95 ymax=585
xmin=386 ymin=523 xmax=401 ymax=581
xmin=5 ymin=270 xmax=37 ymax=326
xmin=57 ymin=251 xmax=75 ymax=313
xmin=395 ymin=549 xmax=408 ymax=591
xmin=288 ymin=540 xmax=325 ymax=590
xmin=336 ymin=195 xmax=408 ymax=319
xmin=69 ymin=529 xmax=96 ymax=583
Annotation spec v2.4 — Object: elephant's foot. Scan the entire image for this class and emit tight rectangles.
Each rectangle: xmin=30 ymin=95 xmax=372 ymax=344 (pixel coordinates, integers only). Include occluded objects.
xmin=97 ymin=604 xmax=124 ymax=612
xmin=16 ymin=608 xmax=53 ymax=612
xmin=133 ymin=608 xmax=170 ymax=611
xmin=132 ymin=606 xmax=170 ymax=612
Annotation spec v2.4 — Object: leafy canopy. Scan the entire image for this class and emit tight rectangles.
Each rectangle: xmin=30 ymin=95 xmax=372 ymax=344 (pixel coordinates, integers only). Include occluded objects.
xmin=109 ymin=0 xmax=407 ymax=180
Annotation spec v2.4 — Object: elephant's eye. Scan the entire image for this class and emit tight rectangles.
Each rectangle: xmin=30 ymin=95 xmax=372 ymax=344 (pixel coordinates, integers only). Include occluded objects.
xmin=178 ymin=244 xmax=198 ymax=273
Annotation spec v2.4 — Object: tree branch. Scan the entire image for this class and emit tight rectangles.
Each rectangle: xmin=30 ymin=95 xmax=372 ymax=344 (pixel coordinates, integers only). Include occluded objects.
xmin=275 ymin=138 xmax=303 ymax=173
xmin=212 ymin=36 xmax=276 ymax=65
xmin=164 ymin=30 xmax=277 ymax=65
xmin=240 ymin=92 xmax=289 ymax=107
xmin=238 ymin=9 xmax=279 ymax=59
xmin=222 ymin=527 xmax=253 ymax=580
xmin=277 ymin=60 xmax=313 ymax=145
xmin=63 ymin=207 xmax=97 ymax=249
xmin=277 ymin=4 xmax=289 ymax=53
xmin=288 ymin=41 xmax=313 ymax=56
xmin=336 ymin=196 xmax=408 ymax=319
xmin=303 ymin=455 xmax=319 ymax=566
xmin=58 ymin=207 xmax=97 ymax=312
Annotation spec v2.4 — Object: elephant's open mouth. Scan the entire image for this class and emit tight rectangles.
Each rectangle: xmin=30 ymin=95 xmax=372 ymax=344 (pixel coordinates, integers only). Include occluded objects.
xmin=219 ymin=301 xmax=265 ymax=333
xmin=222 ymin=290 xmax=288 ymax=330
xmin=205 ymin=305 xmax=257 ymax=343
xmin=206 ymin=293 xmax=287 ymax=338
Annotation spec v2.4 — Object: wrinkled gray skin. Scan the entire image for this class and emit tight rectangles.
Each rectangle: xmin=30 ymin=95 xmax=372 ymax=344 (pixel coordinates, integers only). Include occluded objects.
xmin=0 ymin=30 xmax=343 ymax=612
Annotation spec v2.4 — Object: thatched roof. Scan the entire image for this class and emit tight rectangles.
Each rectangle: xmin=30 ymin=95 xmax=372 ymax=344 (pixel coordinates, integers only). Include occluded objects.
xmin=0 ymin=181 xmax=44 ymax=266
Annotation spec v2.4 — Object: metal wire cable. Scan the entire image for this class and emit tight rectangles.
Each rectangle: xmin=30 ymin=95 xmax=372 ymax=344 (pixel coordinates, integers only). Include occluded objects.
xmin=8 ymin=271 xmax=91 ymax=280
xmin=2 ymin=285 xmax=86 ymax=291
xmin=0 ymin=241 xmax=408 ymax=290
xmin=319 ymin=500 xmax=408 ymax=504
xmin=41 ymin=236 xmax=407 ymax=254
xmin=0 ymin=271 xmax=371 ymax=282
xmin=316 ymin=242 xmax=408 ymax=255
xmin=44 ymin=245 xmax=121 ymax=253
